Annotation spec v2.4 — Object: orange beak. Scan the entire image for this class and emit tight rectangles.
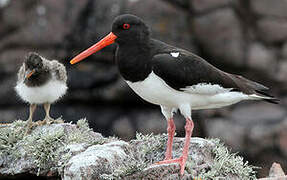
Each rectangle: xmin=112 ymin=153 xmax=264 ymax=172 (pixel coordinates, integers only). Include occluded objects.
xmin=25 ymin=69 xmax=36 ymax=80
xmin=70 ymin=32 xmax=117 ymax=64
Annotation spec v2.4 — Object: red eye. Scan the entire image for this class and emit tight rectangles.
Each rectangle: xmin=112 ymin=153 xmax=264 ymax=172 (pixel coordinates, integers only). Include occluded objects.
xmin=123 ymin=23 xmax=130 ymax=30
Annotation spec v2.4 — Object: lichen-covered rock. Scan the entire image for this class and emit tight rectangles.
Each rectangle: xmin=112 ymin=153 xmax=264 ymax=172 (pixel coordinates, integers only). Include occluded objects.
xmin=0 ymin=119 xmax=104 ymax=177
xmin=0 ymin=119 xmax=257 ymax=180
xmin=64 ymin=141 xmax=129 ymax=180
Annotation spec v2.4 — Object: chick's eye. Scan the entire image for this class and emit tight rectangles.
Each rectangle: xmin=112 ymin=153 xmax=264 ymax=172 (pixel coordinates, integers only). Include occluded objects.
xmin=123 ymin=23 xmax=130 ymax=30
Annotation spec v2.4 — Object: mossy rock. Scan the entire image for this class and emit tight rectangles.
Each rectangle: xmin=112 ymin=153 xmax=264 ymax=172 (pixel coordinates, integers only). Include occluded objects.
xmin=0 ymin=119 xmax=257 ymax=180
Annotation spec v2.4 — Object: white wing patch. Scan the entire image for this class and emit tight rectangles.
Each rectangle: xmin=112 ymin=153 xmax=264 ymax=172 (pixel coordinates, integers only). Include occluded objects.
xmin=170 ymin=52 xmax=179 ymax=58
xmin=181 ymin=83 xmax=233 ymax=95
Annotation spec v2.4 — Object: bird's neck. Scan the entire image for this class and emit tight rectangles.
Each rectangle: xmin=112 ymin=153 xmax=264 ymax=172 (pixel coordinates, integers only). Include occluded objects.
xmin=25 ymin=70 xmax=51 ymax=87
xmin=116 ymin=41 xmax=152 ymax=82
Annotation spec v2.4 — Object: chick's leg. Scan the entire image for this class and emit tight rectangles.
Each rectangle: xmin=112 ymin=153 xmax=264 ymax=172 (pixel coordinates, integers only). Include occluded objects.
xmin=37 ymin=103 xmax=53 ymax=125
xmin=24 ymin=103 xmax=37 ymax=135
xmin=43 ymin=103 xmax=53 ymax=124
xmin=38 ymin=103 xmax=63 ymax=125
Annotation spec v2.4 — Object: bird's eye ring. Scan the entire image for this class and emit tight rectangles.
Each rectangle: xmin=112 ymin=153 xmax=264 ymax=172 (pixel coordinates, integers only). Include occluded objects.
xmin=123 ymin=23 xmax=130 ymax=30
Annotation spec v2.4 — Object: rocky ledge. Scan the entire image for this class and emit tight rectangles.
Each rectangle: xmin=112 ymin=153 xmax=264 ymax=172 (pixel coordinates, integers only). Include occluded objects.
xmin=0 ymin=119 xmax=265 ymax=179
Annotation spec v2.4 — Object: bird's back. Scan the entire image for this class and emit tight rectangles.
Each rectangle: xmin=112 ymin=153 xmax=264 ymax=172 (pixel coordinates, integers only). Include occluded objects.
xmin=48 ymin=60 xmax=67 ymax=82
xmin=149 ymin=39 xmax=278 ymax=103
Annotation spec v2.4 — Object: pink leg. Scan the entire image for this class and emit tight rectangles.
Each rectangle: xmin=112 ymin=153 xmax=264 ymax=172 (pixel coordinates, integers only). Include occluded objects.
xmin=165 ymin=118 xmax=176 ymax=160
xmin=156 ymin=118 xmax=194 ymax=175
xmin=179 ymin=118 xmax=194 ymax=174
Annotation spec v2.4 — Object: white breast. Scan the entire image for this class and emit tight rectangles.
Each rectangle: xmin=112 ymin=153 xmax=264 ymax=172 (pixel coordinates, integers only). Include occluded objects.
xmin=126 ymin=71 xmax=250 ymax=110
xmin=15 ymin=80 xmax=67 ymax=104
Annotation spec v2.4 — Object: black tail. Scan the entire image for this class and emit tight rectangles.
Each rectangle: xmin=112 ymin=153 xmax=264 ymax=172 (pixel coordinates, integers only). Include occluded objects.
xmin=232 ymin=75 xmax=279 ymax=104
xmin=255 ymin=90 xmax=280 ymax=104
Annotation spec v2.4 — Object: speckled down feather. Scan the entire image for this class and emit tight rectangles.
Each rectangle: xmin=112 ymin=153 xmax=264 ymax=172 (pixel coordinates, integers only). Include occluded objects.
xmin=15 ymin=53 xmax=68 ymax=104
xmin=17 ymin=56 xmax=67 ymax=83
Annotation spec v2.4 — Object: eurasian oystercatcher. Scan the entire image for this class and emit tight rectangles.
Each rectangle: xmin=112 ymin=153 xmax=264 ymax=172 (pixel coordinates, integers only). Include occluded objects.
xmin=70 ymin=14 xmax=278 ymax=175
xmin=15 ymin=52 xmax=67 ymax=134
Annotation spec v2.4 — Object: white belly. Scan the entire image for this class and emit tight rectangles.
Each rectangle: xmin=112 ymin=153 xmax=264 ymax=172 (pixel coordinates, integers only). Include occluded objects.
xmin=126 ymin=71 xmax=249 ymax=110
xmin=15 ymin=80 xmax=67 ymax=104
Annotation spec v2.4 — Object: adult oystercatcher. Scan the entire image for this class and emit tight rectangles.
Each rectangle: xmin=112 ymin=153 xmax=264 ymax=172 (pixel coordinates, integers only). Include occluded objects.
xmin=70 ymin=14 xmax=278 ymax=175
xmin=15 ymin=52 xmax=68 ymax=134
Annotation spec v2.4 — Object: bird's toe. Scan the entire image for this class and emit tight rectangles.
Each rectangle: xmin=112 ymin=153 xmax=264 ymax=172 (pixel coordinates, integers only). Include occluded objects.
xmin=36 ymin=117 xmax=53 ymax=126
xmin=52 ymin=118 xmax=64 ymax=124
xmin=155 ymin=157 xmax=181 ymax=165
xmin=45 ymin=117 xmax=54 ymax=125
xmin=155 ymin=156 xmax=187 ymax=175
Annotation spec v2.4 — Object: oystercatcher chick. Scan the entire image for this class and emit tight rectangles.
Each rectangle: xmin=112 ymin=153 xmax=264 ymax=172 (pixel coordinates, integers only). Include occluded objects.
xmin=15 ymin=52 xmax=67 ymax=134
xmin=70 ymin=14 xmax=278 ymax=175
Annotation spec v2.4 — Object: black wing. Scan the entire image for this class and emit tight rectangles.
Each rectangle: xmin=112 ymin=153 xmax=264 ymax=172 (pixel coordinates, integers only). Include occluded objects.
xmin=151 ymin=50 xmax=272 ymax=96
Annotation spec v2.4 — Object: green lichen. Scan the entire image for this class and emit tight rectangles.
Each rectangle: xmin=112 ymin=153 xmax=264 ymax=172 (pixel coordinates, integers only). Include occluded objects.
xmin=1 ymin=121 xmax=258 ymax=179
xmin=76 ymin=118 xmax=90 ymax=130
xmin=0 ymin=118 xmax=106 ymax=176
xmin=100 ymin=133 xmax=168 ymax=179
xmin=0 ymin=120 xmax=26 ymax=158
xmin=21 ymin=125 xmax=65 ymax=175
xmin=100 ymin=159 xmax=146 ymax=180
xmin=66 ymin=118 xmax=101 ymax=145
xmin=196 ymin=139 xmax=257 ymax=180
xmin=101 ymin=134 xmax=257 ymax=179
xmin=133 ymin=133 xmax=167 ymax=163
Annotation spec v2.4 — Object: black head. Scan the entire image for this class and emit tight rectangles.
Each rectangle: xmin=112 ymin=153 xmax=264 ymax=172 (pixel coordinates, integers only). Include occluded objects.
xmin=70 ymin=14 xmax=151 ymax=64
xmin=112 ymin=14 xmax=150 ymax=45
xmin=24 ymin=52 xmax=44 ymax=72
xmin=23 ymin=52 xmax=51 ymax=87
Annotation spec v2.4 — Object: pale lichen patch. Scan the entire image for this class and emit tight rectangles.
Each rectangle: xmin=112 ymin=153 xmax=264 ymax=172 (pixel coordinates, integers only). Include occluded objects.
xmin=195 ymin=139 xmax=257 ymax=180
xmin=100 ymin=133 xmax=167 ymax=179
xmin=66 ymin=118 xmax=103 ymax=145
xmin=20 ymin=124 xmax=66 ymax=175
xmin=0 ymin=118 xmax=108 ymax=177
xmin=0 ymin=120 xmax=26 ymax=158
xmin=65 ymin=140 xmax=130 ymax=180
xmin=0 ymin=121 xmax=258 ymax=179
xmin=101 ymin=134 xmax=257 ymax=179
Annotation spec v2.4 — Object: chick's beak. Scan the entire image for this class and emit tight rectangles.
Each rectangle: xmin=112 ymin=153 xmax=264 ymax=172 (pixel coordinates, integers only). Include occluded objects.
xmin=25 ymin=69 xmax=36 ymax=80
xmin=70 ymin=32 xmax=117 ymax=65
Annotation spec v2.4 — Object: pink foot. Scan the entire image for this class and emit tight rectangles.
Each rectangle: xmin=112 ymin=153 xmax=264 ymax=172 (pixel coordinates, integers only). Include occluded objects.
xmin=155 ymin=118 xmax=194 ymax=175
xmin=155 ymin=156 xmax=187 ymax=175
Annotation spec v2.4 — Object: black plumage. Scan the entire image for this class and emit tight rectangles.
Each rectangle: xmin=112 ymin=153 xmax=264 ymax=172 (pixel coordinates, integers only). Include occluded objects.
xmin=115 ymin=33 xmax=278 ymax=103
xmin=23 ymin=53 xmax=51 ymax=87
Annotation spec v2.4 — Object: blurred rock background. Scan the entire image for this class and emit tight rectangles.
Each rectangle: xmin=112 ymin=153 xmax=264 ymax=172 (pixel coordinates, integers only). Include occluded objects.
xmin=0 ymin=0 xmax=286 ymax=178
